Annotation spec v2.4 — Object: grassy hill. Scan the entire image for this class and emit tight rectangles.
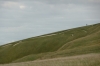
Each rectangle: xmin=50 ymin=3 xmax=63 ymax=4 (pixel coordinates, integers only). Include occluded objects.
xmin=0 ymin=23 xmax=100 ymax=64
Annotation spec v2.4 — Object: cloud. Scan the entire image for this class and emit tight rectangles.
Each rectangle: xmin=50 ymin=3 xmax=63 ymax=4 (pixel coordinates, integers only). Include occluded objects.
xmin=1 ymin=1 xmax=19 ymax=8
xmin=0 ymin=0 xmax=100 ymax=45
xmin=1 ymin=1 xmax=26 ymax=9
xmin=88 ymin=0 xmax=100 ymax=3
xmin=3 ymin=2 xmax=19 ymax=7
xmin=19 ymin=5 xmax=26 ymax=9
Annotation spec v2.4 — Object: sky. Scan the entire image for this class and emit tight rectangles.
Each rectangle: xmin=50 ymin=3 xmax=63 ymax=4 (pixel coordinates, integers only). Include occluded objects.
xmin=0 ymin=0 xmax=100 ymax=45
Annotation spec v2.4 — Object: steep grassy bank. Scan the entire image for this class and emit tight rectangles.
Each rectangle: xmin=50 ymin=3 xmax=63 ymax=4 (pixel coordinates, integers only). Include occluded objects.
xmin=0 ymin=23 xmax=100 ymax=64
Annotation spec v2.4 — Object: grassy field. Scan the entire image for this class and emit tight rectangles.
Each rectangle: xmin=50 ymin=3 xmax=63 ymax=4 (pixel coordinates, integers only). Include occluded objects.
xmin=0 ymin=53 xmax=100 ymax=66
xmin=0 ymin=23 xmax=100 ymax=64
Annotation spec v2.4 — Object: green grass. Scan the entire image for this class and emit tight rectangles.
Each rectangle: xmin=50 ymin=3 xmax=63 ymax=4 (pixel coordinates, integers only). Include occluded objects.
xmin=0 ymin=23 xmax=100 ymax=64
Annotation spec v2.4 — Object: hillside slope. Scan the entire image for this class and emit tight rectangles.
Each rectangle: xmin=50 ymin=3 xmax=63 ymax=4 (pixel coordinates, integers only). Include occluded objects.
xmin=0 ymin=23 xmax=100 ymax=64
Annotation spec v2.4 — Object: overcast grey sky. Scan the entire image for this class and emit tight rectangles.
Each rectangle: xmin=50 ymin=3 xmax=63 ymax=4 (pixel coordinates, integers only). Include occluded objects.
xmin=0 ymin=0 xmax=100 ymax=45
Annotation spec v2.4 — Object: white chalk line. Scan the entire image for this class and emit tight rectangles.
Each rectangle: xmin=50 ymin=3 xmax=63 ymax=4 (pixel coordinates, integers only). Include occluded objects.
xmin=2 ymin=44 xmax=11 ymax=47
xmin=13 ymin=41 xmax=22 ymax=46
xmin=39 ymin=34 xmax=57 ymax=37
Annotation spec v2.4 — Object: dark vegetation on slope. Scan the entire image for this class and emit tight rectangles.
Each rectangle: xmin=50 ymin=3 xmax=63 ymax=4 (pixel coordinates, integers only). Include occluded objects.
xmin=0 ymin=23 xmax=100 ymax=64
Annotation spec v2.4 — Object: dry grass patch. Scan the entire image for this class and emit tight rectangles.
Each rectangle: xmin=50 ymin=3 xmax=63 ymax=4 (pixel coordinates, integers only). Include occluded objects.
xmin=0 ymin=53 xmax=100 ymax=66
